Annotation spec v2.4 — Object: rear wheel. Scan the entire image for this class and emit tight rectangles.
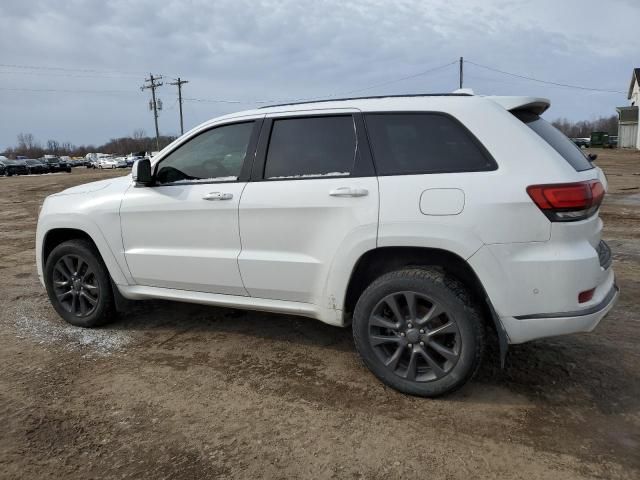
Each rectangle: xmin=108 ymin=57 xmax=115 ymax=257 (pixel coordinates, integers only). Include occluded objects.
xmin=352 ymin=268 xmax=485 ymax=397
xmin=44 ymin=239 xmax=115 ymax=327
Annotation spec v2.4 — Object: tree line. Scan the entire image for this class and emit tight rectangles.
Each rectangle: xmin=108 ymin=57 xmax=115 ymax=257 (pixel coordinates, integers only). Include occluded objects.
xmin=1 ymin=130 xmax=176 ymax=159
xmin=551 ymin=115 xmax=618 ymax=139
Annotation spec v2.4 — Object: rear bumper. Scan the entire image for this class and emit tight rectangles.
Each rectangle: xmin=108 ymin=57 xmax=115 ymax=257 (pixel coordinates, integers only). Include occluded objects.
xmin=500 ymin=283 xmax=619 ymax=344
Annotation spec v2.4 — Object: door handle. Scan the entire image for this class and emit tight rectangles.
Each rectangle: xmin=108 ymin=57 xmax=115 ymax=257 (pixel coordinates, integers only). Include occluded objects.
xmin=202 ymin=192 xmax=233 ymax=201
xmin=329 ymin=187 xmax=369 ymax=197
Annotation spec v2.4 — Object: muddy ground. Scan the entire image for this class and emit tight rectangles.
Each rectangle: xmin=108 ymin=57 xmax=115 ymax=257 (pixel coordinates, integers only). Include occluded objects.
xmin=0 ymin=150 xmax=638 ymax=479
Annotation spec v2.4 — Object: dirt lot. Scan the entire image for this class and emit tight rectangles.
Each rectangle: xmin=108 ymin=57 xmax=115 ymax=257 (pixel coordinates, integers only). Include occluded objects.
xmin=1 ymin=151 xmax=638 ymax=479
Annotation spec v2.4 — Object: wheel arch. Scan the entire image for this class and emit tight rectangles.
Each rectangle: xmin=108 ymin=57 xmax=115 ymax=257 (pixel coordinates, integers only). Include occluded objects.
xmin=342 ymin=246 xmax=508 ymax=363
xmin=38 ymin=222 xmax=130 ymax=286
xmin=40 ymin=226 xmax=133 ymax=312
xmin=42 ymin=228 xmax=96 ymax=267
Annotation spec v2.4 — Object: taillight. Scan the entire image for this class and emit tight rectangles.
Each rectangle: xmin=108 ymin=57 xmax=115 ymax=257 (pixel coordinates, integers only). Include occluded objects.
xmin=527 ymin=180 xmax=604 ymax=222
xmin=578 ymin=288 xmax=595 ymax=303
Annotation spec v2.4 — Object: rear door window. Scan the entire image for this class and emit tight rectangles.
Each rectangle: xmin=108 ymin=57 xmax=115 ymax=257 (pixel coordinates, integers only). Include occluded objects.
xmin=513 ymin=111 xmax=593 ymax=172
xmin=264 ymin=115 xmax=356 ymax=179
xmin=364 ymin=113 xmax=496 ymax=175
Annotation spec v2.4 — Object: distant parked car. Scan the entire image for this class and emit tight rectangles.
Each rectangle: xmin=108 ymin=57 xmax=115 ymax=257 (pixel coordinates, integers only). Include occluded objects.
xmin=0 ymin=160 xmax=6 ymax=176
xmin=124 ymin=152 xmax=145 ymax=167
xmin=24 ymin=159 xmax=50 ymax=174
xmin=97 ymin=156 xmax=126 ymax=169
xmin=589 ymin=131 xmax=617 ymax=148
xmin=42 ymin=157 xmax=72 ymax=173
xmin=97 ymin=157 xmax=116 ymax=169
xmin=3 ymin=159 xmax=29 ymax=176
xmin=571 ymin=137 xmax=590 ymax=148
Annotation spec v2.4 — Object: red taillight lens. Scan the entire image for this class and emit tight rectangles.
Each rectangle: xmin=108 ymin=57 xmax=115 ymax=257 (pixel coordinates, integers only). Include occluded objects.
xmin=527 ymin=180 xmax=604 ymax=221
xmin=578 ymin=288 xmax=595 ymax=303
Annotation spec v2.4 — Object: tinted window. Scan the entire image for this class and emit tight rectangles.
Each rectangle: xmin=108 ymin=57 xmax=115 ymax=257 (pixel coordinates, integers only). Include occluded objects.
xmin=265 ymin=116 xmax=356 ymax=179
xmin=365 ymin=113 xmax=495 ymax=175
xmin=156 ymin=122 xmax=254 ymax=184
xmin=514 ymin=112 xmax=593 ymax=172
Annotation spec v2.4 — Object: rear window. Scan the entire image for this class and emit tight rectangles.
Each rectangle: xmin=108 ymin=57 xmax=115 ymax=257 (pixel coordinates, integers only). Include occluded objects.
xmin=364 ymin=113 xmax=496 ymax=175
xmin=514 ymin=111 xmax=593 ymax=172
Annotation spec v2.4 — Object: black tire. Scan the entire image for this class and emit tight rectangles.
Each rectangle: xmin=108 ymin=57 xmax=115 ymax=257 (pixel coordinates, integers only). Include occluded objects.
xmin=352 ymin=268 xmax=485 ymax=397
xmin=6 ymin=170 xmax=13 ymax=177
xmin=44 ymin=239 xmax=116 ymax=327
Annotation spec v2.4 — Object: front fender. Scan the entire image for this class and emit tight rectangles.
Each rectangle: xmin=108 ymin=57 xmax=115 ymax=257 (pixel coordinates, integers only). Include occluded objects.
xmin=36 ymin=213 xmax=131 ymax=287
xmin=36 ymin=179 xmax=134 ymax=287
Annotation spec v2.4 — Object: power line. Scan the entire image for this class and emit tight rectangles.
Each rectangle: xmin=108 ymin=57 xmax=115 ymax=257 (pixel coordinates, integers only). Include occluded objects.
xmin=0 ymin=86 xmax=137 ymax=95
xmin=328 ymin=60 xmax=458 ymax=97
xmin=465 ymin=60 xmax=625 ymax=94
xmin=0 ymin=62 xmax=148 ymax=77
xmin=182 ymin=97 xmax=263 ymax=104
xmin=181 ymin=60 xmax=460 ymax=106
xmin=0 ymin=59 xmax=460 ymax=107
xmin=0 ymin=69 xmax=144 ymax=79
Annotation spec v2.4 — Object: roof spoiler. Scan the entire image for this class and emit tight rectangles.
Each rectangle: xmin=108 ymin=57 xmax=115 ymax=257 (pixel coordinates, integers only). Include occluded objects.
xmin=487 ymin=96 xmax=550 ymax=115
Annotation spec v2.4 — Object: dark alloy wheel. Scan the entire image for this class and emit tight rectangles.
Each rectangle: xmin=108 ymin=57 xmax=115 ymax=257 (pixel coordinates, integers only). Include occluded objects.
xmin=353 ymin=268 xmax=485 ymax=397
xmin=368 ymin=291 xmax=461 ymax=382
xmin=52 ymin=254 xmax=100 ymax=317
xmin=44 ymin=239 xmax=115 ymax=327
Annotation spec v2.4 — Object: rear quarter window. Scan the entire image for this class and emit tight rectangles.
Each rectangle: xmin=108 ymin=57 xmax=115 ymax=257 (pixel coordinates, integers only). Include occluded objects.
xmin=513 ymin=111 xmax=593 ymax=172
xmin=364 ymin=113 xmax=496 ymax=175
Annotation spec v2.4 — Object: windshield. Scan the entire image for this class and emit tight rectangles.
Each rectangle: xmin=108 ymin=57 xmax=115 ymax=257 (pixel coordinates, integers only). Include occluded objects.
xmin=513 ymin=111 xmax=593 ymax=172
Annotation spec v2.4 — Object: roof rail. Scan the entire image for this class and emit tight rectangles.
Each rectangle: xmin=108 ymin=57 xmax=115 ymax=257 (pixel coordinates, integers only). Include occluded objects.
xmin=258 ymin=92 xmax=472 ymax=109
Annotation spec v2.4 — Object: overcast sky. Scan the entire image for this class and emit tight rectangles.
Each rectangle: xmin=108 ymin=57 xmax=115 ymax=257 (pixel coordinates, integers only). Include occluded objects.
xmin=0 ymin=0 xmax=637 ymax=150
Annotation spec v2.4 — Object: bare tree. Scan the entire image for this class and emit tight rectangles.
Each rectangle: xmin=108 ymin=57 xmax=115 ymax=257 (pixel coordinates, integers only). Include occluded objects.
xmin=133 ymin=129 xmax=146 ymax=139
xmin=1 ymin=131 xmax=176 ymax=159
xmin=47 ymin=139 xmax=60 ymax=153
xmin=17 ymin=132 xmax=37 ymax=150
xmin=14 ymin=133 xmax=43 ymax=158
xmin=551 ymin=115 xmax=618 ymax=138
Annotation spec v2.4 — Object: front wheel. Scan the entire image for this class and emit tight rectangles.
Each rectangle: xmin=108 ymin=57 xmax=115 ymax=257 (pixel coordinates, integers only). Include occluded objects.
xmin=44 ymin=239 xmax=115 ymax=327
xmin=352 ymin=268 xmax=485 ymax=397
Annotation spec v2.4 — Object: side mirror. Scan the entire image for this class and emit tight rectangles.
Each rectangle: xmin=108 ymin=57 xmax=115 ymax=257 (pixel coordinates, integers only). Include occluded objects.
xmin=132 ymin=158 xmax=153 ymax=186
xmin=588 ymin=153 xmax=598 ymax=161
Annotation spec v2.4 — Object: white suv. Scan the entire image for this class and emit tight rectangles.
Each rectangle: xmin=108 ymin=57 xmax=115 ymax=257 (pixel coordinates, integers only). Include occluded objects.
xmin=36 ymin=93 xmax=618 ymax=397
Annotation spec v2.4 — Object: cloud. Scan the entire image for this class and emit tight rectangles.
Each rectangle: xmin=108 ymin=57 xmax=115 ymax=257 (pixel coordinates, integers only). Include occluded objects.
xmin=0 ymin=0 xmax=635 ymax=148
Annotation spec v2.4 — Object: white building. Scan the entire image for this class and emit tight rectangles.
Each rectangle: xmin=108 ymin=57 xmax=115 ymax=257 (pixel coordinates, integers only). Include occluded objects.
xmin=616 ymin=68 xmax=640 ymax=149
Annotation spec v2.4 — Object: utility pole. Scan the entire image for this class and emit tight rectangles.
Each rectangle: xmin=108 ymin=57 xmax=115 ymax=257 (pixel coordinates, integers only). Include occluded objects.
xmin=141 ymin=73 xmax=163 ymax=150
xmin=459 ymin=57 xmax=464 ymax=89
xmin=168 ymin=77 xmax=189 ymax=135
